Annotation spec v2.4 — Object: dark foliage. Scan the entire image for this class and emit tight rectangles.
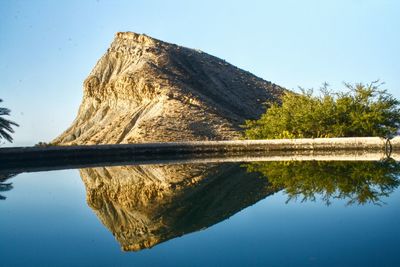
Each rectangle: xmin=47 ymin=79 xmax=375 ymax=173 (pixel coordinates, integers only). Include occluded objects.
xmin=0 ymin=99 xmax=19 ymax=143
xmin=244 ymin=81 xmax=400 ymax=139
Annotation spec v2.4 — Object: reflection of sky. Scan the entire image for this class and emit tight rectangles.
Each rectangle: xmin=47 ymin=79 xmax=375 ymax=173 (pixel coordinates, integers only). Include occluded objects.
xmin=0 ymin=0 xmax=399 ymax=146
xmin=1 ymin=167 xmax=400 ymax=267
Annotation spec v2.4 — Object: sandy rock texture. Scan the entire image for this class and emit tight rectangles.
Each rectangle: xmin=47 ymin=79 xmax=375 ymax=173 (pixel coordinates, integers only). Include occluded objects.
xmin=80 ymin=163 xmax=276 ymax=251
xmin=54 ymin=32 xmax=284 ymax=145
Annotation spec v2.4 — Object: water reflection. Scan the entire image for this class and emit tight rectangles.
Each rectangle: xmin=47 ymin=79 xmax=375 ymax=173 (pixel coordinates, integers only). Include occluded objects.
xmin=0 ymin=173 xmax=15 ymax=200
xmin=79 ymin=160 xmax=400 ymax=252
xmin=2 ymin=157 xmax=400 ymax=251
xmin=80 ymin=163 xmax=276 ymax=251
xmin=245 ymin=160 xmax=400 ymax=205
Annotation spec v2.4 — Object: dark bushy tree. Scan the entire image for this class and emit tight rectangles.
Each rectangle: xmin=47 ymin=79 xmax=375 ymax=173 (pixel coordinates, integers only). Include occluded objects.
xmin=243 ymin=81 xmax=400 ymax=139
xmin=0 ymin=99 xmax=19 ymax=143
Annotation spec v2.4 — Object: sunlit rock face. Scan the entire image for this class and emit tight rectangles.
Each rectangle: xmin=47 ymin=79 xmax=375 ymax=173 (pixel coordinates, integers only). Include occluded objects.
xmin=54 ymin=32 xmax=284 ymax=145
xmin=80 ymin=163 xmax=276 ymax=251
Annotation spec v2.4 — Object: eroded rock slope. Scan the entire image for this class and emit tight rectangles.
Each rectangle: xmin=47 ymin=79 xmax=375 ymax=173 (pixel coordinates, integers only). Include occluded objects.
xmin=54 ymin=32 xmax=284 ymax=144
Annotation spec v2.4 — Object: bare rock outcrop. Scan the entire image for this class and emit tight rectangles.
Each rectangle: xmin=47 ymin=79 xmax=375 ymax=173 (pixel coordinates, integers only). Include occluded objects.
xmin=54 ymin=32 xmax=284 ymax=145
xmin=80 ymin=163 xmax=276 ymax=251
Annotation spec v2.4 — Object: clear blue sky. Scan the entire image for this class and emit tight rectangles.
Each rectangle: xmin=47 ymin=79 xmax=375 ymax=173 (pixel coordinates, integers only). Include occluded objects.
xmin=1 ymin=0 xmax=399 ymax=146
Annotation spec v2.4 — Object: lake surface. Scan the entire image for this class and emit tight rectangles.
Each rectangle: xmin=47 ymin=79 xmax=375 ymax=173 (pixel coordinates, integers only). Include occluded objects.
xmin=1 ymin=160 xmax=400 ymax=267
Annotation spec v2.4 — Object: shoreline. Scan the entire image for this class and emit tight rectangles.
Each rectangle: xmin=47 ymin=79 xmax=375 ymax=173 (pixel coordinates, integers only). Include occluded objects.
xmin=1 ymin=137 xmax=399 ymax=173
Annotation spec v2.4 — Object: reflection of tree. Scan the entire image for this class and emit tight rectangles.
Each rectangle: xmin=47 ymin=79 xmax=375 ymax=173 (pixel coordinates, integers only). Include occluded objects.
xmin=0 ymin=173 xmax=16 ymax=200
xmin=245 ymin=160 xmax=400 ymax=205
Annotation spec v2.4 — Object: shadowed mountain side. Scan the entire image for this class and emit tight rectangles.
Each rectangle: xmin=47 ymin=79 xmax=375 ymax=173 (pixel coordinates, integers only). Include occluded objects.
xmin=53 ymin=32 xmax=284 ymax=145
xmin=80 ymin=163 xmax=277 ymax=251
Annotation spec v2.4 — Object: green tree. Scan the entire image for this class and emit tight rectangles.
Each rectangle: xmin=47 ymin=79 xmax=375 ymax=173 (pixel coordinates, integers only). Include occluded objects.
xmin=0 ymin=99 xmax=19 ymax=143
xmin=243 ymin=81 xmax=400 ymax=139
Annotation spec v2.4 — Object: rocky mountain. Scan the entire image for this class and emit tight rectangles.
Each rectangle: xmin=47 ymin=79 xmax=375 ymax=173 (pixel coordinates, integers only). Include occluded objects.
xmin=80 ymin=163 xmax=277 ymax=251
xmin=53 ymin=32 xmax=284 ymax=145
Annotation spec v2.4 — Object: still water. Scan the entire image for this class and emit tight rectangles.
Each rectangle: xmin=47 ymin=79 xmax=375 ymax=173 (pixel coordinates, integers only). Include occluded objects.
xmin=1 ymin=160 xmax=400 ymax=267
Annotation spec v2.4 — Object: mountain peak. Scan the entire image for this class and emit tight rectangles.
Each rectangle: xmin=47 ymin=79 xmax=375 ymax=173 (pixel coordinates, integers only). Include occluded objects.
xmin=53 ymin=32 xmax=285 ymax=145
xmin=114 ymin=31 xmax=158 ymax=46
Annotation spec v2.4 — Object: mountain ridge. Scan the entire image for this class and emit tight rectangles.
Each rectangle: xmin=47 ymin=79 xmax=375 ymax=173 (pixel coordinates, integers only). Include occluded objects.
xmin=53 ymin=32 xmax=285 ymax=145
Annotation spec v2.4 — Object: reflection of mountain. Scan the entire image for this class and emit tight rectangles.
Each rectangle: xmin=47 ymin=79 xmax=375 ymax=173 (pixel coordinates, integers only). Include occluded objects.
xmin=80 ymin=163 xmax=276 ymax=251
xmin=80 ymin=160 xmax=400 ymax=251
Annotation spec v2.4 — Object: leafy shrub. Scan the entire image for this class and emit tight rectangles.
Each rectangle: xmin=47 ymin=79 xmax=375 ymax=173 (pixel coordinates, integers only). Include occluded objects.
xmin=243 ymin=81 xmax=400 ymax=139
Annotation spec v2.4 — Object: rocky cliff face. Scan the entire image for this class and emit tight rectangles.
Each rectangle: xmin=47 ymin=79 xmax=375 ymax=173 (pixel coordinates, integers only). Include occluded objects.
xmin=53 ymin=32 xmax=284 ymax=145
xmin=80 ymin=163 xmax=276 ymax=251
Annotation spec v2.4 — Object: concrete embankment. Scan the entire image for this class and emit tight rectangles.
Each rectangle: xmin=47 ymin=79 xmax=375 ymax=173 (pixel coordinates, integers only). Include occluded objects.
xmin=0 ymin=137 xmax=391 ymax=158
xmin=0 ymin=137 xmax=398 ymax=173
xmin=391 ymin=136 xmax=400 ymax=150
xmin=0 ymin=150 xmax=396 ymax=174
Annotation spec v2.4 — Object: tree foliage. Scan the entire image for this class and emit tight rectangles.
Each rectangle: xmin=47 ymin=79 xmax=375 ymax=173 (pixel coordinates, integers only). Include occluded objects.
xmin=243 ymin=81 xmax=400 ymax=139
xmin=0 ymin=99 xmax=19 ymax=143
